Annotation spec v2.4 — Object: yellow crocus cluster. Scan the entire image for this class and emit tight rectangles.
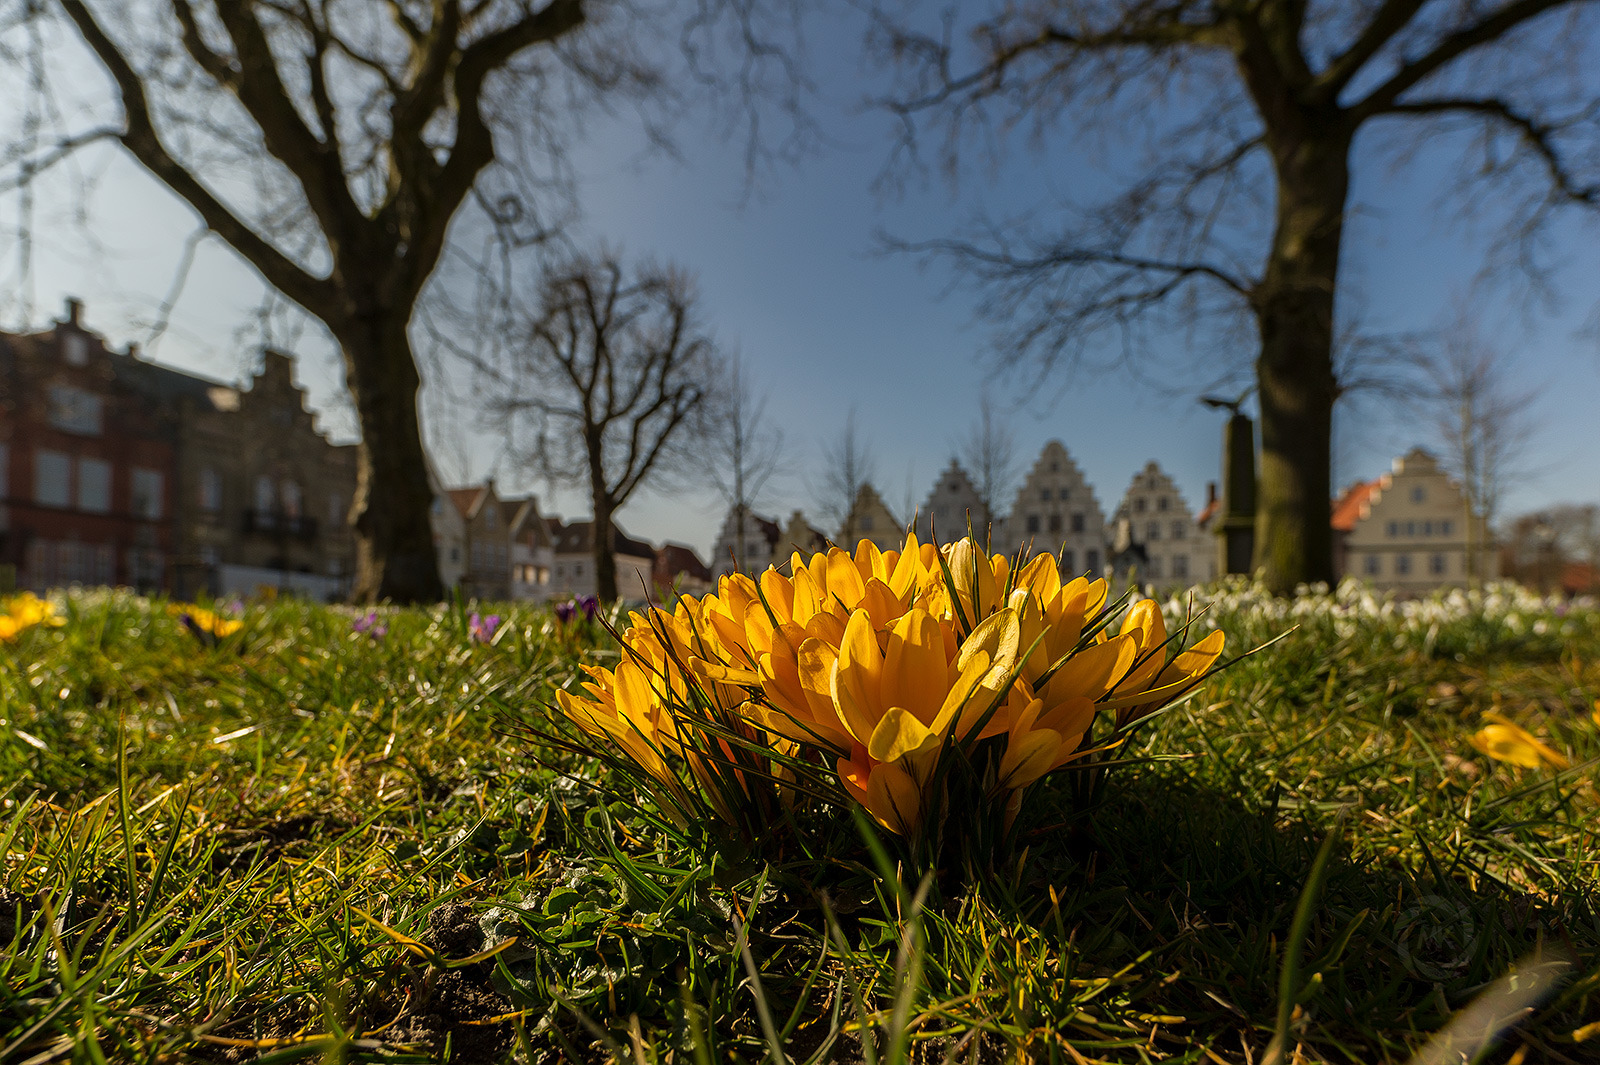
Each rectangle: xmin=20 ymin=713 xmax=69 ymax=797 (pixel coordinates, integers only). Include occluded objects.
xmin=0 ymin=592 xmax=63 ymax=641
xmin=553 ymin=534 xmax=1227 ymax=838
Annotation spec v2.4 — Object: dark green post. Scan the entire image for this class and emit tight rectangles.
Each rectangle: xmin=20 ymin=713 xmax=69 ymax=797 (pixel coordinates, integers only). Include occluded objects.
xmin=1218 ymin=412 xmax=1257 ymax=576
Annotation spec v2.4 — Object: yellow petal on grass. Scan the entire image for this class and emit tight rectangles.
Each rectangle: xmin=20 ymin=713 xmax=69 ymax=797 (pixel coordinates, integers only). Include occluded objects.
xmin=1470 ymin=721 xmax=1569 ymax=770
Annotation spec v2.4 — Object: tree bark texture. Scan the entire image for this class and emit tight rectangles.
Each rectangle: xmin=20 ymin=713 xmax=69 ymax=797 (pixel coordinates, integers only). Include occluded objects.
xmin=1248 ymin=89 xmax=1351 ymax=591
xmin=338 ymin=315 xmax=445 ymax=603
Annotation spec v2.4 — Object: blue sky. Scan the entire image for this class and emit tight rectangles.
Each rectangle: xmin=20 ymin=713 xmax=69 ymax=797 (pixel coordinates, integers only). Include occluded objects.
xmin=4 ymin=8 xmax=1598 ymax=560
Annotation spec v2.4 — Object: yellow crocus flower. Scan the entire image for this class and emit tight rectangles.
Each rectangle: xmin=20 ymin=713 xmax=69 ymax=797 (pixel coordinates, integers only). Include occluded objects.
xmin=168 ymin=603 xmax=243 ymax=638
xmin=0 ymin=592 xmax=63 ymax=640
xmin=1470 ymin=712 xmax=1569 ymax=770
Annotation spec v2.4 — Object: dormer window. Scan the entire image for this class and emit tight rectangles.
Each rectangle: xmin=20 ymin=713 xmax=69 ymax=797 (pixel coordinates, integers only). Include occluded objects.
xmin=63 ymin=333 xmax=89 ymax=366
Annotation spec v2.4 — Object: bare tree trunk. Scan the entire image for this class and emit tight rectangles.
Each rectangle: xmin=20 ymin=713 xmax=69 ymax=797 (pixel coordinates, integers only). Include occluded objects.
xmin=1252 ymin=125 xmax=1349 ymax=593
xmin=589 ymin=428 xmax=619 ymax=602
xmin=339 ymin=315 xmax=444 ymax=603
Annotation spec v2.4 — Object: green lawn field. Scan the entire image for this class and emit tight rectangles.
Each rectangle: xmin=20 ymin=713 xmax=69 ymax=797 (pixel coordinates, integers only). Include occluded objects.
xmin=2 ymin=582 xmax=1597 ymax=1063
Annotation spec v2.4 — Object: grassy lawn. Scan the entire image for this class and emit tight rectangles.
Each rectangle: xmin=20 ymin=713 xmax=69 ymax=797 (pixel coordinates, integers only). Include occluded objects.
xmin=2 ymin=582 xmax=1598 ymax=1063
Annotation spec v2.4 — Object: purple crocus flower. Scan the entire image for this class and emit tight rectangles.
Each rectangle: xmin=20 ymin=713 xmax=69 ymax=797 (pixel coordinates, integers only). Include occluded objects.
xmin=353 ymin=611 xmax=387 ymax=639
xmin=469 ymin=612 xmax=501 ymax=643
xmin=577 ymin=595 xmax=599 ymax=621
xmin=554 ymin=600 xmax=577 ymax=624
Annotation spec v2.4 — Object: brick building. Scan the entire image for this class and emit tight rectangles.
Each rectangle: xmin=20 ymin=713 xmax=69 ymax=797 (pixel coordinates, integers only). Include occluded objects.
xmin=0 ymin=300 xmax=184 ymax=592
xmin=0 ymin=300 xmax=356 ymax=598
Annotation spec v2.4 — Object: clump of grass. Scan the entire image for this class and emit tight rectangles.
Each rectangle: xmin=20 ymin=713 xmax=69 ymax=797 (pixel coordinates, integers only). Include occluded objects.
xmin=1 ymin=587 xmax=1597 ymax=1062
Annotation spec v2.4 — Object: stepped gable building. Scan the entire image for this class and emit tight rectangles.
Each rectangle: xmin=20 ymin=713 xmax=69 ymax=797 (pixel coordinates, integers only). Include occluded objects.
xmin=709 ymin=505 xmax=784 ymax=578
xmin=779 ymin=510 xmax=828 ymax=567
xmin=1110 ymin=461 xmax=1213 ymax=588
xmin=176 ymin=349 xmax=356 ymax=600
xmin=0 ymin=298 xmax=355 ymax=598
xmin=839 ymin=482 xmax=901 ymax=552
xmin=548 ymin=518 xmax=656 ymax=602
xmin=1002 ymin=441 xmax=1106 ymax=577
xmin=915 ymin=459 xmax=989 ymax=545
xmin=1334 ymin=448 xmax=1496 ymax=591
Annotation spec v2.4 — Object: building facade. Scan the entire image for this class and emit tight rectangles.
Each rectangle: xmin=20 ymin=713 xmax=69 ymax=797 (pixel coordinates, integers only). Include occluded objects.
xmin=174 ymin=351 xmax=356 ymax=600
xmin=779 ymin=510 xmax=829 ymax=568
xmin=509 ymin=497 xmax=556 ymax=601
xmin=915 ymin=459 xmax=989 ymax=545
xmin=441 ymin=482 xmax=513 ymax=600
xmin=709 ymin=506 xmax=784 ymax=579
xmin=1109 ymin=461 xmax=1213 ymax=588
xmin=548 ymin=519 xmax=656 ymax=602
xmin=0 ymin=300 xmax=354 ymax=599
xmin=655 ymin=542 xmax=713 ymax=599
xmin=1334 ymin=448 xmax=1497 ymax=591
xmin=1001 ymin=441 xmax=1107 ymax=576
xmin=839 ymin=483 xmax=901 ymax=552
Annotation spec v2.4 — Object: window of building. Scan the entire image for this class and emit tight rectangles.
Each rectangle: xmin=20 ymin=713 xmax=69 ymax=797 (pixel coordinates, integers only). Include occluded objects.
xmin=77 ymin=457 xmax=111 ymax=513
xmin=1026 ymin=514 xmax=1040 ymax=534
xmin=1172 ymin=554 xmax=1189 ymax=579
xmin=1405 ymin=521 xmax=1416 ymax=537
xmin=35 ymin=450 xmax=71 ymax=507
xmin=1411 ymin=486 xmax=1425 ymax=503
xmin=199 ymin=545 xmax=219 ymax=567
xmin=198 ymin=467 xmax=221 ymax=512
xmin=1441 ymin=520 xmax=1453 ymax=537
xmin=485 ymin=503 xmax=497 ymax=524
xmin=1061 ymin=549 xmax=1075 ymax=574
xmin=63 ymin=333 xmax=89 ymax=366
xmin=1364 ymin=554 xmax=1380 ymax=576
xmin=1387 ymin=521 xmax=1398 ymax=537
xmin=451 ymin=547 xmax=461 ymax=562
xmin=574 ymin=562 xmax=584 ymax=577
xmin=1134 ymin=498 xmax=1146 ymax=513
xmin=255 ymin=475 xmax=275 ymax=513
xmin=1158 ymin=497 xmax=1169 ymax=512
xmin=1171 ymin=521 xmax=1186 ymax=540
xmin=47 ymin=385 xmax=102 ymax=435
xmin=1048 ymin=513 xmax=1062 ymax=533
xmin=860 ymin=515 xmax=874 ymax=531
xmin=281 ymin=480 xmax=302 ymax=519
xmin=1040 ymin=488 xmax=1050 ymax=502
xmin=1396 ymin=554 xmax=1412 ymax=576
xmin=1422 ymin=521 xmax=1432 ymax=536
xmin=1071 ymin=513 xmax=1084 ymax=533
xmin=1085 ymin=549 xmax=1099 ymax=573
xmin=1060 ymin=487 xmax=1070 ymax=501
xmin=1049 ymin=461 xmax=1059 ymax=473
xmin=1430 ymin=553 xmax=1446 ymax=575
xmin=131 ymin=468 xmax=164 ymax=519
xmin=1146 ymin=521 xmax=1161 ymax=542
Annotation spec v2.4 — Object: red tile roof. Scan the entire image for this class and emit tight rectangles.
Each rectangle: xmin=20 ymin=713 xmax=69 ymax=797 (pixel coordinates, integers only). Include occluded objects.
xmin=1331 ymin=479 xmax=1381 ymax=532
xmin=446 ymin=487 xmax=484 ymax=519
